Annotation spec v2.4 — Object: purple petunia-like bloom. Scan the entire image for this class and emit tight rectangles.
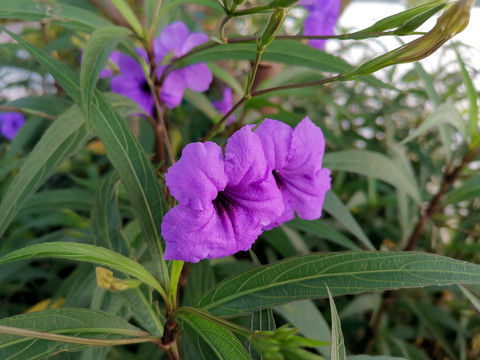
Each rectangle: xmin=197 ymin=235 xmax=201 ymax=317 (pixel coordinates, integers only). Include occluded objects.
xmin=0 ymin=112 xmax=25 ymax=140
xmin=255 ymin=117 xmax=331 ymax=228
xmin=161 ymin=126 xmax=284 ymax=263
xmin=161 ymin=117 xmax=331 ymax=263
xmin=109 ymin=21 xmax=212 ymax=115
xmin=212 ymin=87 xmax=236 ymax=125
xmin=300 ymin=0 xmax=340 ymax=50
xmin=111 ymin=49 xmax=155 ymax=115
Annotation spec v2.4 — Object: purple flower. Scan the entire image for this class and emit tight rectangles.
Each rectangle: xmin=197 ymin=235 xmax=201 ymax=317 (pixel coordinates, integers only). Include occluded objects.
xmin=109 ymin=21 xmax=212 ymax=115
xmin=154 ymin=21 xmax=213 ymax=108
xmin=255 ymin=117 xmax=331 ymax=228
xmin=161 ymin=126 xmax=284 ymax=263
xmin=300 ymin=0 xmax=340 ymax=50
xmin=212 ymin=87 xmax=236 ymax=125
xmin=111 ymin=49 xmax=155 ymax=115
xmin=0 ymin=112 xmax=25 ymax=140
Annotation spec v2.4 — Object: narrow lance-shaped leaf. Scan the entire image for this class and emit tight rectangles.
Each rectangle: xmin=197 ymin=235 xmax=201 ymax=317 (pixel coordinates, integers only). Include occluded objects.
xmin=0 ymin=106 xmax=87 ymax=238
xmin=80 ymin=25 xmax=132 ymax=127
xmin=454 ymin=45 xmax=479 ymax=141
xmin=176 ymin=310 xmax=250 ymax=360
xmin=323 ymin=192 xmax=374 ymax=250
xmin=197 ymin=252 xmax=480 ymax=317
xmin=0 ymin=0 xmax=111 ymax=32
xmin=327 ymin=285 xmax=346 ymax=360
xmin=0 ymin=242 xmax=164 ymax=295
xmin=0 ymin=93 xmax=143 ymax=239
xmin=0 ymin=308 xmax=156 ymax=360
xmin=4 ymin=29 xmax=169 ymax=288
xmin=323 ymin=150 xmax=421 ymax=204
xmin=400 ymin=103 xmax=466 ymax=145
xmin=91 ymin=171 xmax=131 ymax=256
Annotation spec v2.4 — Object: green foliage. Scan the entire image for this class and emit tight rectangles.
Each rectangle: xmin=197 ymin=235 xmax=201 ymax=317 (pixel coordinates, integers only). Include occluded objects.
xmin=0 ymin=0 xmax=479 ymax=359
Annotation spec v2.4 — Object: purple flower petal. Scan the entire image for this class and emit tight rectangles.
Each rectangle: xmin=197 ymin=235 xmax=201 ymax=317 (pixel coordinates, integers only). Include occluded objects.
xmin=161 ymin=126 xmax=284 ymax=262
xmin=256 ymin=117 xmax=331 ymax=226
xmin=111 ymin=73 xmax=154 ymax=115
xmin=160 ymin=69 xmax=187 ymax=108
xmin=254 ymin=118 xmax=292 ymax=169
xmin=213 ymin=87 xmax=236 ymax=125
xmin=154 ymin=21 xmax=190 ymax=61
xmin=0 ymin=112 xmax=25 ymax=140
xmin=165 ymin=142 xmax=227 ymax=211
xmin=162 ymin=202 xmax=265 ymax=263
xmin=181 ymin=32 xmax=209 ymax=55
xmin=224 ymin=126 xmax=269 ymax=187
xmin=183 ymin=63 xmax=212 ymax=92
xmin=302 ymin=0 xmax=340 ymax=50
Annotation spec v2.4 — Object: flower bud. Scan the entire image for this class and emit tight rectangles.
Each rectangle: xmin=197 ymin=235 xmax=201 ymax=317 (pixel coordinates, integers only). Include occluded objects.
xmin=341 ymin=0 xmax=474 ymax=79
xmin=259 ymin=8 xmax=288 ymax=52
xmin=95 ymin=267 xmax=141 ymax=292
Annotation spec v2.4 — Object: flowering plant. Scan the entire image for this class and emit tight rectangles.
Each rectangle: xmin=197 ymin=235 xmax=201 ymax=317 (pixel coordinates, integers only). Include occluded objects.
xmin=0 ymin=0 xmax=478 ymax=359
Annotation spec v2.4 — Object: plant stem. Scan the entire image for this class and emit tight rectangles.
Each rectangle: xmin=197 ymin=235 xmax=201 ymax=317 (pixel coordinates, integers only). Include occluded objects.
xmin=201 ymin=96 xmax=247 ymax=141
xmin=405 ymin=146 xmax=480 ymax=251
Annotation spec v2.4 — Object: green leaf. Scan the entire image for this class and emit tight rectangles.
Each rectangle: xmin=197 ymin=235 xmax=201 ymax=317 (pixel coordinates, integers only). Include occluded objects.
xmin=155 ymin=0 xmax=223 ymax=19
xmin=91 ymin=172 xmax=130 ymax=256
xmin=323 ymin=150 xmax=421 ymax=204
xmin=327 ymin=285 xmax=346 ymax=360
xmin=0 ymin=0 xmax=111 ymax=32
xmin=4 ymin=94 xmax=72 ymax=116
xmin=209 ymin=63 xmax=244 ymax=96
xmin=288 ymin=218 xmax=361 ymax=251
xmin=80 ymin=25 xmax=132 ymax=127
xmin=455 ymin=45 xmax=479 ymax=140
xmin=5 ymin=29 xmax=169 ymax=288
xmin=177 ymin=311 xmax=250 ymax=360
xmin=178 ymin=41 xmax=393 ymax=89
xmin=183 ymin=89 xmax=219 ymax=121
xmin=354 ymin=0 xmax=447 ymax=34
xmin=111 ymin=0 xmax=144 ymax=37
xmin=0 ymin=93 xmax=141 ymax=239
xmin=0 ymin=106 xmax=87 ymax=238
xmin=197 ymin=252 xmax=480 ymax=317
xmin=323 ymin=192 xmax=375 ymax=250
xmin=0 ymin=242 xmax=164 ymax=295
xmin=275 ymin=300 xmax=331 ymax=357
xmin=400 ymin=103 xmax=466 ymax=144
xmin=0 ymin=308 xmax=152 ymax=360
xmin=117 ymin=286 xmax=165 ymax=336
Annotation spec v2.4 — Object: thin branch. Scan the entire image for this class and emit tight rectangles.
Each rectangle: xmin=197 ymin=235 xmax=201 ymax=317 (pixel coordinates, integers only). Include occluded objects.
xmin=201 ymin=96 xmax=247 ymax=142
xmin=405 ymin=146 xmax=480 ymax=251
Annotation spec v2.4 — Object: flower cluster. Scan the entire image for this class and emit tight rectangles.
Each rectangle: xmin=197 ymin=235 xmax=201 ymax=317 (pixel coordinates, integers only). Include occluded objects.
xmin=300 ymin=0 xmax=340 ymax=50
xmin=0 ymin=112 xmax=25 ymax=140
xmin=161 ymin=117 xmax=331 ymax=262
xmin=104 ymin=21 xmax=212 ymax=116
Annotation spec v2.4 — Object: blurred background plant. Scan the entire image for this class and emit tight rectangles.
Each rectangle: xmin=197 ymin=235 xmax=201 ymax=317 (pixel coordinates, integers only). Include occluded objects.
xmin=0 ymin=0 xmax=479 ymax=359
